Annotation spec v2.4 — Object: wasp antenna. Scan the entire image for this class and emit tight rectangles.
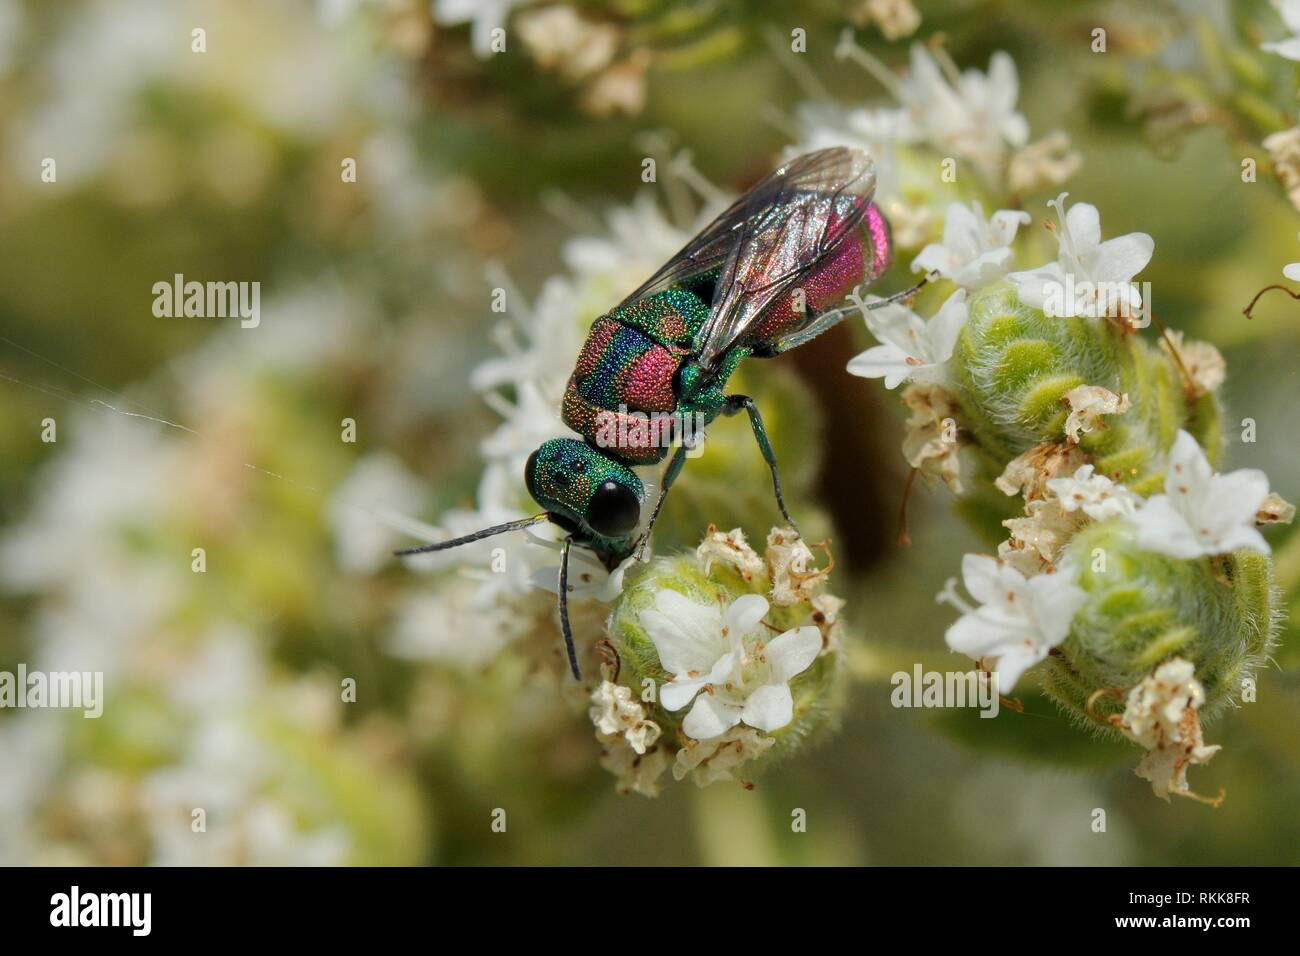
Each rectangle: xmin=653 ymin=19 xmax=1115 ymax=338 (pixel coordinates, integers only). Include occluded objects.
xmin=392 ymin=513 xmax=550 ymax=556
xmin=558 ymin=536 xmax=582 ymax=680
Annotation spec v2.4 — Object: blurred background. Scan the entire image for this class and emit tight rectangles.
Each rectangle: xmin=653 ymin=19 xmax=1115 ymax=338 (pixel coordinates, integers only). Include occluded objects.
xmin=0 ymin=0 xmax=1297 ymax=865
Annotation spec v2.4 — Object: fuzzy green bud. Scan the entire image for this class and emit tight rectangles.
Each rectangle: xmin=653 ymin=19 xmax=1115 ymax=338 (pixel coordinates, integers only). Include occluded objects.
xmin=1045 ymin=520 xmax=1277 ymax=726
xmin=951 ymin=282 xmax=1219 ymax=506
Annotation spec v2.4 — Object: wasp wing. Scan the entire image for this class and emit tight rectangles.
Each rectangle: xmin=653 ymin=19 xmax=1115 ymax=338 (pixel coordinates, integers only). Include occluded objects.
xmin=616 ymin=178 xmax=790 ymax=308
xmin=693 ymin=147 xmax=876 ymax=369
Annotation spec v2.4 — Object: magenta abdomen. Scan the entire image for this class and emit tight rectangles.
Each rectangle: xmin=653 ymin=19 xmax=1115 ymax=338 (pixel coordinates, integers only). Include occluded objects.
xmin=745 ymin=202 xmax=893 ymax=348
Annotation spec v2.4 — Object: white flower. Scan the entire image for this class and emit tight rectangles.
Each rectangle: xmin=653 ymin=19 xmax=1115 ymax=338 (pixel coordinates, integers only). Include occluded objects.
xmin=1046 ymin=464 xmax=1140 ymax=520
xmin=402 ymin=465 xmax=539 ymax=608
xmin=1261 ymin=0 xmax=1300 ymax=60
xmin=695 ymin=527 xmax=766 ymax=582
xmin=581 ymin=51 xmax=652 ymax=117
xmin=911 ymin=202 xmax=1030 ymax=289
xmin=516 ymin=6 xmax=617 ymax=81
xmin=864 ymin=0 xmax=921 ymax=41
xmin=895 ymin=46 xmax=1029 ymax=180
xmin=1061 ymin=384 xmax=1130 ymax=443
xmin=1158 ymin=330 xmax=1225 ymax=398
xmin=1285 ymin=230 xmax=1300 ymax=281
xmin=998 ymin=499 xmax=1081 ymax=577
xmin=805 ymin=40 xmax=1034 ymax=243
xmin=564 ymin=192 xmax=702 ymax=290
xmin=994 ymin=441 xmax=1086 ymax=500
xmin=1116 ymin=658 xmax=1221 ymax=804
xmin=327 ymin=453 xmax=430 ymax=574
xmin=1007 ymin=193 xmax=1153 ymax=320
xmin=597 ymin=735 xmax=671 ymax=797
xmin=1126 ymin=430 xmax=1273 ymax=559
xmin=672 ymin=726 xmax=776 ymax=786
xmin=938 ymin=554 xmax=1087 ymax=691
xmin=900 ymin=383 xmax=965 ymax=492
xmin=432 ymin=0 xmax=528 ymax=58
xmin=642 ymin=591 xmax=821 ymax=741
xmin=590 ymin=681 xmax=661 ymax=755
xmin=765 ymin=526 xmax=831 ymax=606
xmin=1257 ymin=491 xmax=1296 ymax=525
xmin=1265 ymin=130 xmax=1300 ymax=213
xmin=526 ymin=518 xmax=642 ymax=603
xmin=388 ymin=578 xmax=524 ymax=668
xmin=847 ymin=288 xmax=968 ymax=388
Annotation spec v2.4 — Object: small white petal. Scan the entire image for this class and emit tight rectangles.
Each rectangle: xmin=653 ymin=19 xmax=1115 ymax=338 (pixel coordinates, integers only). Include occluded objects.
xmin=1091 ymin=232 xmax=1155 ymax=284
xmin=1063 ymin=201 xmax=1101 ymax=251
xmin=682 ymin=692 xmax=744 ymax=740
xmin=764 ymin=626 xmax=822 ymax=682
xmin=660 ymin=675 xmax=709 ymax=712
xmin=1128 ymin=495 xmax=1204 ymax=560
xmin=1262 ymin=36 xmax=1300 ymax=60
xmin=960 ymin=553 xmax=1009 ymax=606
xmin=1211 ymin=524 xmax=1271 ymax=555
xmin=1209 ymin=469 xmax=1271 ymax=528
xmin=641 ymin=590 xmax=723 ymax=675
xmin=741 ymin=682 xmax=795 ymax=732
xmin=988 ymin=646 xmax=1041 ymax=692
xmin=723 ymin=593 xmax=769 ymax=640
xmin=846 ymin=343 xmax=915 ymax=389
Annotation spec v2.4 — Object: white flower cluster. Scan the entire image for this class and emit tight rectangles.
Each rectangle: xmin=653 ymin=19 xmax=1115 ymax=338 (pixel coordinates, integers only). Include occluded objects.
xmin=833 ymin=192 xmax=1291 ymax=801
xmin=791 ymin=38 xmax=1079 ymax=248
xmin=1112 ymin=657 xmax=1223 ymax=805
xmin=594 ymin=527 xmax=840 ymax=795
xmin=0 ymin=292 xmax=422 ymax=864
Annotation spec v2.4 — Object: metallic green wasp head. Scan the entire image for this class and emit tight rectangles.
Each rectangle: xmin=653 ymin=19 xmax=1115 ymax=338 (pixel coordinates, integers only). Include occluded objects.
xmin=525 ymin=438 xmax=643 ymax=543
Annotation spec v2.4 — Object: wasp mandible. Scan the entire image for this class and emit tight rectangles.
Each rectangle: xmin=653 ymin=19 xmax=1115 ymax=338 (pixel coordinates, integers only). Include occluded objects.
xmin=396 ymin=147 xmax=927 ymax=679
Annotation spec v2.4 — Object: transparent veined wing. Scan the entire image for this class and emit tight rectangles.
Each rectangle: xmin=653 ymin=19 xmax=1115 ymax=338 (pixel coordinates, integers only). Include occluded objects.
xmin=693 ymin=147 xmax=877 ymax=369
xmin=615 ymin=174 xmax=792 ymax=308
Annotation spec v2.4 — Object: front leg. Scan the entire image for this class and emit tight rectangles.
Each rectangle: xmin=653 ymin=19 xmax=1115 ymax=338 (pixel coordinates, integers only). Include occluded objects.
xmin=723 ymin=394 xmax=801 ymax=537
xmin=634 ymin=443 xmax=688 ymax=560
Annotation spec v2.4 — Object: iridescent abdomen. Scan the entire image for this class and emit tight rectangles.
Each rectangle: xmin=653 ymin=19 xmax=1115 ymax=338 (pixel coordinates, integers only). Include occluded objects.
xmin=561 ymin=288 xmax=710 ymax=464
xmin=745 ymin=201 xmax=893 ymax=350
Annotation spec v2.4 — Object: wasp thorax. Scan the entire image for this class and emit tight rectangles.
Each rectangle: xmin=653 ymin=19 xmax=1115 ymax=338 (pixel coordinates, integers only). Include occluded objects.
xmin=524 ymin=438 xmax=644 ymax=540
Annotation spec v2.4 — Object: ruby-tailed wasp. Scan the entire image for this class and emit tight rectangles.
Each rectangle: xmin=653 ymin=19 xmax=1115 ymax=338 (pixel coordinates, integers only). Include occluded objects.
xmin=396 ymin=147 xmax=926 ymax=678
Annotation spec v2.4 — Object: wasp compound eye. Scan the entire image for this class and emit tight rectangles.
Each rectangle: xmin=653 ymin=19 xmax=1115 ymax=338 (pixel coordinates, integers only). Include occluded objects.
xmin=585 ymin=479 xmax=641 ymax=537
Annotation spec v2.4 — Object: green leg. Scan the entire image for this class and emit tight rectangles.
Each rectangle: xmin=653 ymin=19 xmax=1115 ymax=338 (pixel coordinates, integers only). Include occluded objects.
xmin=724 ymin=394 xmax=801 ymax=536
xmin=635 ymin=444 xmax=688 ymax=559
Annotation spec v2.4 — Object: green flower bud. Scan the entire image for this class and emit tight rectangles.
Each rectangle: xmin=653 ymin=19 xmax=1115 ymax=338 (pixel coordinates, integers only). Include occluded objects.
xmin=1043 ymin=519 xmax=1278 ymax=726
xmin=950 ymin=281 xmax=1220 ymax=509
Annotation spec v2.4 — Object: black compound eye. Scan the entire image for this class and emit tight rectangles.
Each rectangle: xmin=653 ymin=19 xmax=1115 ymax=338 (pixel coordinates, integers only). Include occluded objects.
xmin=524 ymin=449 xmax=540 ymax=492
xmin=585 ymin=479 xmax=641 ymax=537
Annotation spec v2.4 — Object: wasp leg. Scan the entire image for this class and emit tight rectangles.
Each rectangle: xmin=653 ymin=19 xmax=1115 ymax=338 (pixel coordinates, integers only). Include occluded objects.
xmin=634 ymin=444 xmax=688 ymax=561
xmin=558 ymin=535 xmax=582 ymax=680
xmin=723 ymin=394 xmax=801 ymax=537
xmin=861 ymin=271 xmax=935 ymax=310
